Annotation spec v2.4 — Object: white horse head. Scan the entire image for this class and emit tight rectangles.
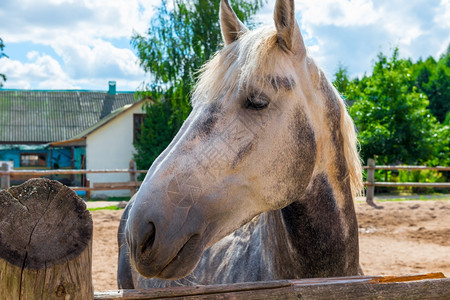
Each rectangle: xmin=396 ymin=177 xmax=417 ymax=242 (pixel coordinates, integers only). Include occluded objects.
xmin=124 ymin=0 xmax=362 ymax=281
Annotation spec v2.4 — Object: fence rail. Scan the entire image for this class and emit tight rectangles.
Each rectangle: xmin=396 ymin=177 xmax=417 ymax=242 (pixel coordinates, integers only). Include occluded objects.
xmin=364 ymin=158 xmax=450 ymax=207
xmin=0 ymin=169 xmax=148 ymax=176
xmin=2 ymin=178 xmax=449 ymax=298
xmin=2 ymin=161 xmax=449 ymax=205
xmin=363 ymin=165 xmax=450 ymax=171
xmin=0 ymin=161 xmax=147 ymax=199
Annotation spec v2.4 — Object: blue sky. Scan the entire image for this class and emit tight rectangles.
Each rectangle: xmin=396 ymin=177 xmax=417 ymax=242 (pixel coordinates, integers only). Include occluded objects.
xmin=0 ymin=0 xmax=449 ymax=92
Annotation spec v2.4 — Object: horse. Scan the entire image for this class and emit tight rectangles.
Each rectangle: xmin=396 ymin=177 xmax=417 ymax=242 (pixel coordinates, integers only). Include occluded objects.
xmin=118 ymin=0 xmax=363 ymax=289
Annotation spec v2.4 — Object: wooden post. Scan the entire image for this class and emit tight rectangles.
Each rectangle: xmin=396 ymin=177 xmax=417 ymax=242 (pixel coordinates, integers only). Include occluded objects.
xmin=129 ymin=160 xmax=138 ymax=197
xmin=0 ymin=178 xmax=93 ymax=299
xmin=1 ymin=162 xmax=10 ymax=190
xmin=86 ymin=179 xmax=91 ymax=201
xmin=366 ymin=158 xmax=376 ymax=207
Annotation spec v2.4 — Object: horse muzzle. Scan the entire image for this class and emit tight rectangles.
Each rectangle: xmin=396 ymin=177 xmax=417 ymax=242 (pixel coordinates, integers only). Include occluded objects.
xmin=125 ymin=204 xmax=206 ymax=279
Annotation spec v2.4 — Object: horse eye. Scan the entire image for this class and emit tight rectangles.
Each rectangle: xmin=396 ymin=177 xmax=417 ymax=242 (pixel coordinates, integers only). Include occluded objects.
xmin=244 ymin=96 xmax=269 ymax=110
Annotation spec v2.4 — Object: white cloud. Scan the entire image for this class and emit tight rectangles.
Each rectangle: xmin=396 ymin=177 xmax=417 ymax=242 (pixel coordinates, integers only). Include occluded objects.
xmin=0 ymin=48 xmax=146 ymax=91
xmin=296 ymin=0 xmax=380 ymax=27
xmin=434 ymin=0 xmax=450 ymax=28
xmin=287 ymin=0 xmax=450 ymax=78
xmin=0 ymin=53 xmax=72 ymax=89
xmin=1 ymin=0 xmax=449 ymax=90
xmin=0 ymin=0 xmax=159 ymax=44
xmin=52 ymin=39 xmax=144 ymax=79
xmin=0 ymin=0 xmax=156 ymax=90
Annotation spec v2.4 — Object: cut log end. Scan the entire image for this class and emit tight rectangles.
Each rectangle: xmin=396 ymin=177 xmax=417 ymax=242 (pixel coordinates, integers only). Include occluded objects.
xmin=0 ymin=178 xmax=93 ymax=269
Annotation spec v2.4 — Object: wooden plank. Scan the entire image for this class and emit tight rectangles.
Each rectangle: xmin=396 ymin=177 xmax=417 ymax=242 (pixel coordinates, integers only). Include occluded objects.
xmin=364 ymin=181 xmax=450 ymax=188
xmin=0 ymin=169 xmax=147 ymax=176
xmin=363 ymin=165 xmax=450 ymax=171
xmin=292 ymin=277 xmax=449 ymax=300
xmin=93 ymin=182 xmax=142 ymax=189
xmin=369 ymin=272 xmax=446 ymax=283
xmin=94 ymin=281 xmax=293 ymax=300
xmin=93 ymin=273 xmax=449 ymax=300
xmin=70 ymin=186 xmax=98 ymax=191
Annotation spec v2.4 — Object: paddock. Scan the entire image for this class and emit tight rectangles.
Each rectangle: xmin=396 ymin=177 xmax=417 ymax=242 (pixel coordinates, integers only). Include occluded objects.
xmin=91 ymin=198 xmax=450 ymax=292
xmin=1 ymin=179 xmax=448 ymax=298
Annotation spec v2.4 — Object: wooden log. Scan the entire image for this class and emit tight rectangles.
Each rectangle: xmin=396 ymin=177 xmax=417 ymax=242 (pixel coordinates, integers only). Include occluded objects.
xmin=93 ymin=273 xmax=449 ymax=300
xmin=0 ymin=178 xmax=94 ymax=299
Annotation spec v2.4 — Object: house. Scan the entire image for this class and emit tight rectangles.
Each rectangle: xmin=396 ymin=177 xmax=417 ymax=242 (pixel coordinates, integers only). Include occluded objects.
xmin=0 ymin=81 xmax=147 ymax=197
xmin=52 ymin=98 xmax=147 ymax=197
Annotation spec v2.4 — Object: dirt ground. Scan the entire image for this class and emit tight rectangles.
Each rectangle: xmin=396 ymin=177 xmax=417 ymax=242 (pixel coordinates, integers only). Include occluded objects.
xmin=90 ymin=199 xmax=450 ymax=291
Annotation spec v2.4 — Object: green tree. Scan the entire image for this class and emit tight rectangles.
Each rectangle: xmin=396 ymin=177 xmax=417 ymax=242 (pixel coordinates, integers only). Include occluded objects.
xmin=411 ymin=49 xmax=450 ymax=123
xmin=333 ymin=63 xmax=351 ymax=96
xmin=133 ymin=100 xmax=177 ymax=173
xmin=345 ymin=48 xmax=447 ymax=165
xmin=0 ymin=38 xmax=7 ymax=87
xmin=132 ymin=0 xmax=266 ymax=170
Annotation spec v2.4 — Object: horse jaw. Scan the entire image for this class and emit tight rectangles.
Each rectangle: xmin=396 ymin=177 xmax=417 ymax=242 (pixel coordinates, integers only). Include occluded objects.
xmin=125 ymin=154 xmax=265 ymax=279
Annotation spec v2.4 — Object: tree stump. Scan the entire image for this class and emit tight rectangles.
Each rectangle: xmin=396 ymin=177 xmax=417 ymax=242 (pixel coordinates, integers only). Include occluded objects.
xmin=0 ymin=178 xmax=93 ymax=299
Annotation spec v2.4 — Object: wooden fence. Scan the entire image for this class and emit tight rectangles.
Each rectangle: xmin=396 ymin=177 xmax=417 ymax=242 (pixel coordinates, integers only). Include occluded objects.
xmin=2 ymin=160 xmax=449 ymax=203
xmin=94 ymin=274 xmax=449 ymax=299
xmin=0 ymin=178 xmax=450 ymax=300
xmin=2 ymin=179 xmax=449 ymax=299
xmin=364 ymin=158 xmax=450 ymax=206
xmin=0 ymin=160 xmax=147 ymax=199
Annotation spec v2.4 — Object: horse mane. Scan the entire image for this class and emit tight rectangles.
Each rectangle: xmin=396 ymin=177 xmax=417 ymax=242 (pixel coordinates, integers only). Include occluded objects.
xmin=192 ymin=26 xmax=283 ymax=107
xmin=192 ymin=26 xmax=363 ymax=198
xmin=336 ymin=88 xmax=364 ymax=198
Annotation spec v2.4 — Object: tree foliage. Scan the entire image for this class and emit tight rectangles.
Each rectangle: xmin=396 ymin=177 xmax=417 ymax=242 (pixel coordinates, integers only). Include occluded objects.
xmin=333 ymin=63 xmax=351 ymax=95
xmin=132 ymin=0 xmax=266 ymax=170
xmin=133 ymin=100 xmax=177 ymax=174
xmin=410 ymin=50 xmax=450 ymax=123
xmin=0 ymin=38 xmax=7 ymax=87
xmin=334 ymin=48 xmax=449 ymax=166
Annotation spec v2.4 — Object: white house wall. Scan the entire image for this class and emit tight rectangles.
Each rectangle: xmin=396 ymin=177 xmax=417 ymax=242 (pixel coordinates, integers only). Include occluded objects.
xmin=86 ymin=104 xmax=145 ymax=198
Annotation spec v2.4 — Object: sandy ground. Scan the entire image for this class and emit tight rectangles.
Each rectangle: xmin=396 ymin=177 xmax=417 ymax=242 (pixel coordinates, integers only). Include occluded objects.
xmin=90 ymin=199 xmax=450 ymax=291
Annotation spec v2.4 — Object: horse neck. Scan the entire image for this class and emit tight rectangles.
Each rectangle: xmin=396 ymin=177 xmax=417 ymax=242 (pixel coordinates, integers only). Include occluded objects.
xmin=262 ymin=171 xmax=359 ymax=279
xmin=261 ymin=80 xmax=360 ymax=278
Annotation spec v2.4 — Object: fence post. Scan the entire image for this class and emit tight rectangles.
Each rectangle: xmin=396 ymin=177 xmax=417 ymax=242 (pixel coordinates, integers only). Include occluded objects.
xmin=366 ymin=158 xmax=376 ymax=206
xmin=1 ymin=162 xmax=11 ymax=190
xmin=86 ymin=179 xmax=91 ymax=201
xmin=0 ymin=178 xmax=93 ymax=298
xmin=129 ymin=160 xmax=138 ymax=196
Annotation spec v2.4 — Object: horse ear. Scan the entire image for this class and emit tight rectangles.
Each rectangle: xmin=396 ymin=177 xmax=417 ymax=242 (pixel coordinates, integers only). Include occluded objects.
xmin=274 ymin=0 xmax=306 ymax=55
xmin=220 ymin=0 xmax=248 ymax=45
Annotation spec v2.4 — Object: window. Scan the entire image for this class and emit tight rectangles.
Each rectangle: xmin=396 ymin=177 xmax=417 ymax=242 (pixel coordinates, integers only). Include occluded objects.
xmin=20 ymin=153 xmax=47 ymax=167
xmin=133 ymin=114 xmax=145 ymax=144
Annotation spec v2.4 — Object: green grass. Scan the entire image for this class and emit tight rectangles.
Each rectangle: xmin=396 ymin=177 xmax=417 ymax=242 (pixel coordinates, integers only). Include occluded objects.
xmin=87 ymin=205 xmax=123 ymax=211
xmin=88 ymin=196 xmax=130 ymax=202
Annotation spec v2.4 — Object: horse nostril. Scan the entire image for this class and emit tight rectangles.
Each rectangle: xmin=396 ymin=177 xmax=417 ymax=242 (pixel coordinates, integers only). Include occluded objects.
xmin=140 ymin=222 xmax=156 ymax=255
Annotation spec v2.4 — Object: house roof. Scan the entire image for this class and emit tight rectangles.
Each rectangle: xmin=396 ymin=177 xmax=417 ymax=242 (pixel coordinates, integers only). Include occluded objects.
xmin=0 ymin=89 xmax=140 ymax=144
xmin=50 ymin=99 xmax=147 ymax=147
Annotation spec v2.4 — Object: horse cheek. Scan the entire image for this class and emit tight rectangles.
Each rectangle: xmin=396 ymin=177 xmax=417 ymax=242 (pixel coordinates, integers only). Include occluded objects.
xmin=286 ymin=108 xmax=317 ymax=202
